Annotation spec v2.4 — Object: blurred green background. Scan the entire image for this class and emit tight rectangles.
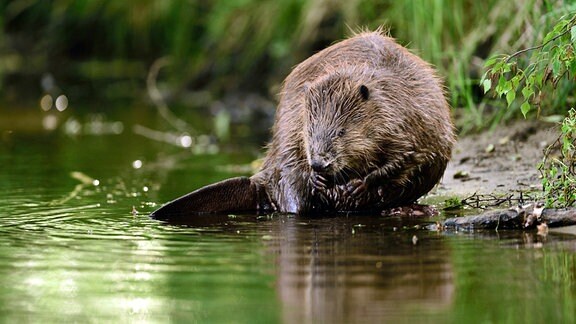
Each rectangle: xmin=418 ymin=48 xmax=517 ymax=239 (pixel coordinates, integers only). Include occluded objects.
xmin=1 ymin=0 xmax=574 ymax=133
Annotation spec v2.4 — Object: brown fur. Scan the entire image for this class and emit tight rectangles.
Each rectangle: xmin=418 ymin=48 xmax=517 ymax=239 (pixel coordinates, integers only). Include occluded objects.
xmin=152 ymin=30 xmax=456 ymax=218
xmin=251 ymin=30 xmax=456 ymax=214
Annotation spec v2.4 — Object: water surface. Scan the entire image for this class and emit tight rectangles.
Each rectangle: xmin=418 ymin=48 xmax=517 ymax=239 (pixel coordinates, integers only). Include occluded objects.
xmin=0 ymin=106 xmax=575 ymax=323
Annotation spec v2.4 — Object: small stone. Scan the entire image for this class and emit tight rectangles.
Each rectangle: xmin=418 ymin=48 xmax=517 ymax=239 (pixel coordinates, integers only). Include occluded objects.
xmin=453 ymin=170 xmax=469 ymax=179
xmin=539 ymin=141 xmax=548 ymax=148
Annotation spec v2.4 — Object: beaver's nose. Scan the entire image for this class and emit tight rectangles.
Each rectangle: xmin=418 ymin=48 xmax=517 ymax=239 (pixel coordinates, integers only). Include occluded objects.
xmin=310 ymin=159 xmax=331 ymax=173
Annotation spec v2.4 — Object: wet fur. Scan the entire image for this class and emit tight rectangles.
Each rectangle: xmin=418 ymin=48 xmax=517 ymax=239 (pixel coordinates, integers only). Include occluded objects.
xmin=251 ymin=30 xmax=455 ymax=213
xmin=152 ymin=30 xmax=456 ymax=218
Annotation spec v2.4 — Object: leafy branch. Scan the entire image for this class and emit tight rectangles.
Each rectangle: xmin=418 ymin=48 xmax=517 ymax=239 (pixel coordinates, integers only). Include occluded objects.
xmin=481 ymin=12 xmax=576 ymax=208
xmin=538 ymin=108 xmax=576 ymax=208
xmin=480 ymin=13 xmax=576 ymax=117
xmin=504 ymin=14 xmax=576 ymax=63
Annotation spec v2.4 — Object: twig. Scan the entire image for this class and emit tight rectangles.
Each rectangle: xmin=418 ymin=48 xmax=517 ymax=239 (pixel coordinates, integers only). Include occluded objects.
xmin=146 ymin=57 xmax=193 ymax=133
xmin=460 ymin=192 xmax=537 ymax=210
xmin=505 ymin=14 xmax=576 ymax=62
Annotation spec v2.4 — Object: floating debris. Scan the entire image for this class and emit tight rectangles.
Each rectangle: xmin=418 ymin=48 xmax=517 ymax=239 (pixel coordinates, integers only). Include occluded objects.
xmin=71 ymin=171 xmax=96 ymax=185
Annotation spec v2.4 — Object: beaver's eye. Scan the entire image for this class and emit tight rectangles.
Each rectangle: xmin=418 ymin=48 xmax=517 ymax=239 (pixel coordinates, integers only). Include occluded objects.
xmin=337 ymin=128 xmax=346 ymax=137
xmin=359 ymin=85 xmax=369 ymax=100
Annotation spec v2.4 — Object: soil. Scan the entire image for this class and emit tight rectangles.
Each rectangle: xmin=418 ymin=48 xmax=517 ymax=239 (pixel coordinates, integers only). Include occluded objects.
xmin=438 ymin=120 xmax=560 ymax=198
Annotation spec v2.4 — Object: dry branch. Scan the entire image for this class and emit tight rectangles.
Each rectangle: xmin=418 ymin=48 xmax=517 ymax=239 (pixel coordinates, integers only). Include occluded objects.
xmin=443 ymin=207 xmax=576 ymax=231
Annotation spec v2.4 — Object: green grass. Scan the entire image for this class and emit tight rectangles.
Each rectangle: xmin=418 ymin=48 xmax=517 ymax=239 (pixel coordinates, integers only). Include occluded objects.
xmin=1 ymin=0 xmax=574 ymax=130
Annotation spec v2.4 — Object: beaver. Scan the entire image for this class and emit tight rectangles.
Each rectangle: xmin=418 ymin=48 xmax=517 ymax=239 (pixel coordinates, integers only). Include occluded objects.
xmin=151 ymin=29 xmax=456 ymax=218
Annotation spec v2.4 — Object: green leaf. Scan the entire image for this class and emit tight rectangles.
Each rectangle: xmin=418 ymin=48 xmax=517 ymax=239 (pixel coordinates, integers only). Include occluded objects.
xmin=520 ymin=101 xmax=531 ymax=117
xmin=484 ymin=56 xmax=500 ymax=68
xmin=553 ymin=20 xmax=568 ymax=36
xmin=552 ymin=59 xmax=563 ymax=77
xmin=543 ymin=30 xmax=554 ymax=44
xmin=479 ymin=71 xmax=488 ymax=85
xmin=562 ymin=122 xmax=570 ymax=134
xmin=502 ymin=77 xmax=513 ymax=93
xmin=495 ymin=76 xmax=504 ymax=95
xmin=522 ymin=86 xmax=534 ymax=101
xmin=534 ymin=72 xmax=544 ymax=87
xmin=510 ymin=75 xmax=521 ymax=89
xmin=571 ymin=26 xmax=576 ymax=45
xmin=482 ymin=78 xmax=492 ymax=93
xmin=492 ymin=60 xmax=504 ymax=73
xmin=506 ymin=91 xmax=516 ymax=107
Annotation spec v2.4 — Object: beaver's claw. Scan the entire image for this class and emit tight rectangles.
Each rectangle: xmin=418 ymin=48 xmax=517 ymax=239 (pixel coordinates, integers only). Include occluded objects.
xmin=311 ymin=172 xmax=330 ymax=190
xmin=346 ymin=178 xmax=367 ymax=197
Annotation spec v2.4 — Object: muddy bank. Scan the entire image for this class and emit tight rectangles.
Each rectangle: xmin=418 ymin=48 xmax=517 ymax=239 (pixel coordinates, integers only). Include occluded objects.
xmin=432 ymin=120 xmax=576 ymax=231
xmin=439 ymin=120 xmax=559 ymax=197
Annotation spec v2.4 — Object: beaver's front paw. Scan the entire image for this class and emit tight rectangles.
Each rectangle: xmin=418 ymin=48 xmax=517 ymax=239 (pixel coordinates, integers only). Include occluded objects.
xmin=311 ymin=172 xmax=332 ymax=190
xmin=346 ymin=178 xmax=367 ymax=197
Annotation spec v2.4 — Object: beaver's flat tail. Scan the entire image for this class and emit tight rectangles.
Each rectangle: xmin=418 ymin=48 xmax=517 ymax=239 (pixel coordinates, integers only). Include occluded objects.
xmin=150 ymin=177 xmax=270 ymax=219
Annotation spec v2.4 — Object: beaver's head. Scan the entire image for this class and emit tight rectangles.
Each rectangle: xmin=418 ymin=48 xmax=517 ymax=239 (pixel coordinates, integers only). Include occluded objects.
xmin=303 ymin=72 xmax=383 ymax=184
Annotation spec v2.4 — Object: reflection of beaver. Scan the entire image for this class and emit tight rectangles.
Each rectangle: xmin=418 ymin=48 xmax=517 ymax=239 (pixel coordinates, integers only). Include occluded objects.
xmin=151 ymin=30 xmax=456 ymax=218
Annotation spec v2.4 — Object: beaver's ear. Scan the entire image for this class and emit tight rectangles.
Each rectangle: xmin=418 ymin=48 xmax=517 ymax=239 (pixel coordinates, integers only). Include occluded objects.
xmin=359 ymin=85 xmax=369 ymax=101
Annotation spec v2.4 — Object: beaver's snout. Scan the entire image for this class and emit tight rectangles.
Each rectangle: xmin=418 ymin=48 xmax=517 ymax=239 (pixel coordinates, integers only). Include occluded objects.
xmin=310 ymin=156 xmax=332 ymax=174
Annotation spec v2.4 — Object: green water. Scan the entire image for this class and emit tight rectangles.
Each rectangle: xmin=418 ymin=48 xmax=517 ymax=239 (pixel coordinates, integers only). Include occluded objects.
xmin=1 ymin=106 xmax=575 ymax=323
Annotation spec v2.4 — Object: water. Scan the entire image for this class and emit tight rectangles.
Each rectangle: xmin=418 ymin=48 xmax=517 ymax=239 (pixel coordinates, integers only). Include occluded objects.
xmin=1 ymin=106 xmax=575 ymax=323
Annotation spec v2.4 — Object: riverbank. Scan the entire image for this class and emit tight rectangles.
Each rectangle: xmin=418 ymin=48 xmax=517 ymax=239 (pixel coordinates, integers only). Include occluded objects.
xmin=440 ymin=120 xmax=559 ymax=198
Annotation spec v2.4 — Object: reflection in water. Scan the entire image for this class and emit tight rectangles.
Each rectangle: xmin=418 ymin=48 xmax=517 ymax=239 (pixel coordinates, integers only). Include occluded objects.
xmin=1 ymin=112 xmax=576 ymax=322
xmin=268 ymin=215 xmax=453 ymax=323
xmin=167 ymin=213 xmax=454 ymax=322
xmin=163 ymin=212 xmax=576 ymax=323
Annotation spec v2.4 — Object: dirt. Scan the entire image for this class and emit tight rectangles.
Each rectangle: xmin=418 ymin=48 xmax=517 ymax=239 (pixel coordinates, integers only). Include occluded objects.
xmin=438 ymin=120 xmax=560 ymax=198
